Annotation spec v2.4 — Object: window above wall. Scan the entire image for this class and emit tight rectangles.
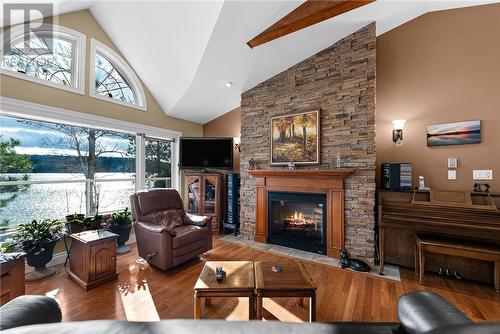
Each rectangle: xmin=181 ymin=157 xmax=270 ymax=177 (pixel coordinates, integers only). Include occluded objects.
xmin=0 ymin=24 xmax=86 ymax=94
xmin=90 ymin=39 xmax=147 ymax=111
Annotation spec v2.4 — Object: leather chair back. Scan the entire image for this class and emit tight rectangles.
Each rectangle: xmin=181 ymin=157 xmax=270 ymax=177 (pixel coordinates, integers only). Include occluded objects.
xmin=130 ymin=189 xmax=185 ymax=225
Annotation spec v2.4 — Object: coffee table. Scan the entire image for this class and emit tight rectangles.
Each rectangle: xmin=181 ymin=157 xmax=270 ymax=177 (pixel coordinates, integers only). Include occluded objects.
xmin=254 ymin=261 xmax=317 ymax=322
xmin=193 ymin=261 xmax=256 ymax=319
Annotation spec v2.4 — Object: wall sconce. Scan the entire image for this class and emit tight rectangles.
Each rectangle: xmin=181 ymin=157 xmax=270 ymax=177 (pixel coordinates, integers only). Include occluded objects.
xmin=392 ymin=119 xmax=406 ymax=146
xmin=234 ymin=137 xmax=241 ymax=152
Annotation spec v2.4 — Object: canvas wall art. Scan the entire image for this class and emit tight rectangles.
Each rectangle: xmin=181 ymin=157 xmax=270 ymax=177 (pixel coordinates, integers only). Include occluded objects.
xmin=426 ymin=120 xmax=481 ymax=147
xmin=270 ymin=110 xmax=319 ymax=165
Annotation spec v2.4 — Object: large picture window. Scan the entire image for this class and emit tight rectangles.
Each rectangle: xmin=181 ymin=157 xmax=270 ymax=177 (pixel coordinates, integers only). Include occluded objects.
xmin=0 ymin=24 xmax=86 ymax=94
xmin=0 ymin=107 xmax=176 ymax=239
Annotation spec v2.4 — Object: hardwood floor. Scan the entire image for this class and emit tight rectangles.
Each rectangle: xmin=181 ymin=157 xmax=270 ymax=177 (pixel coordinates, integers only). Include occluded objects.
xmin=26 ymin=238 xmax=500 ymax=323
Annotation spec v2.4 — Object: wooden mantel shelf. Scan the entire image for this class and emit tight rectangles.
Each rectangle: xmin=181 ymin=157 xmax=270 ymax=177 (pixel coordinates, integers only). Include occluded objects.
xmin=249 ymin=168 xmax=353 ymax=259
xmin=249 ymin=169 xmax=353 ymax=178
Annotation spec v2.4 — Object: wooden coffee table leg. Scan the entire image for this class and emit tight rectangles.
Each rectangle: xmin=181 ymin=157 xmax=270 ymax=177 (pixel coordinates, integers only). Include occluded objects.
xmin=194 ymin=295 xmax=202 ymax=319
xmin=309 ymin=295 xmax=316 ymax=322
xmin=248 ymin=295 xmax=256 ymax=320
xmin=256 ymin=296 xmax=263 ymax=320
xmin=205 ymin=297 xmax=212 ymax=307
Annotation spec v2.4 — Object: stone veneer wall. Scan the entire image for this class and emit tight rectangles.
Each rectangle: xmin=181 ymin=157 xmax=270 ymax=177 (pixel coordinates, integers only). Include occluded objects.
xmin=239 ymin=23 xmax=376 ymax=262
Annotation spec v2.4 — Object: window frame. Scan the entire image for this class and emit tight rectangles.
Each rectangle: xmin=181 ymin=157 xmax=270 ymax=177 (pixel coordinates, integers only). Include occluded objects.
xmin=89 ymin=39 xmax=147 ymax=111
xmin=0 ymin=24 xmax=86 ymax=95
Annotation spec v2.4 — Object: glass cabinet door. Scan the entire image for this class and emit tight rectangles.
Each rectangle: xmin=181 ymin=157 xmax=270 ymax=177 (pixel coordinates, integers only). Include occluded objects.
xmin=204 ymin=176 xmax=217 ymax=214
xmin=186 ymin=176 xmax=201 ymax=214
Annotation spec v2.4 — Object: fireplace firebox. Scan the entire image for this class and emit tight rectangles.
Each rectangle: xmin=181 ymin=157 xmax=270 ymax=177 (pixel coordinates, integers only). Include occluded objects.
xmin=268 ymin=191 xmax=327 ymax=254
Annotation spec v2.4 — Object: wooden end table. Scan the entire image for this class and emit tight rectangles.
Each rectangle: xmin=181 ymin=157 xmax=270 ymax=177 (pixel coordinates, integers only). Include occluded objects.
xmin=68 ymin=230 xmax=118 ymax=290
xmin=193 ymin=261 xmax=256 ymax=319
xmin=254 ymin=261 xmax=317 ymax=322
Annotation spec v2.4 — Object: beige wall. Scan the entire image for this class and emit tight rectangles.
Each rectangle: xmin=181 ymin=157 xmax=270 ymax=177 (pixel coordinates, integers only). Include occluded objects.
xmin=0 ymin=10 xmax=202 ymax=136
xmin=376 ymin=3 xmax=500 ymax=192
xmin=203 ymin=107 xmax=241 ymax=171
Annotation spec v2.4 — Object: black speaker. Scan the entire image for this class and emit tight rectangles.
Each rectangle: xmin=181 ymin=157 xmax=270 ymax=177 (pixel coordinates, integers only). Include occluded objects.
xmin=381 ymin=163 xmax=412 ymax=190
xmin=223 ymin=173 xmax=240 ymax=235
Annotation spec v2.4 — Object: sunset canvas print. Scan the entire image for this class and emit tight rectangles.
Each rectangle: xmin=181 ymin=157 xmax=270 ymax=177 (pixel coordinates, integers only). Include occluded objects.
xmin=426 ymin=120 xmax=481 ymax=147
xmin=271 ymin=110 xmax=319 ymax=165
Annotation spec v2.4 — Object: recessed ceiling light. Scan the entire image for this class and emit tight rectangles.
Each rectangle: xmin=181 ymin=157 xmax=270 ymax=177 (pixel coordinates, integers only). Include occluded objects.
xmin=223 ymin=81 xmax=233 ymax=88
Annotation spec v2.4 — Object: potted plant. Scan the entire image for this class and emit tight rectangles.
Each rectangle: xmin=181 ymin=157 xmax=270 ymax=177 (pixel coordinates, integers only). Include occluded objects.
xmin=65 ymin=212 xmax=85 ymax=234
xmin=108 ymin=208 xmax=133 ymax=254
xmin=83 ymin=213 xmax=105 ymax=231
xmin=12 ymin=219 xmax=63 ymax=281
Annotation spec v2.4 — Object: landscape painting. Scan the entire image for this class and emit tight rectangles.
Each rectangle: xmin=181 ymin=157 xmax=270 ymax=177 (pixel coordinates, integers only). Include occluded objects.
xmin=271 ymin=110 xmax=319 ymax=165
xmin=427 ymin=120 xmax=481 ymax=147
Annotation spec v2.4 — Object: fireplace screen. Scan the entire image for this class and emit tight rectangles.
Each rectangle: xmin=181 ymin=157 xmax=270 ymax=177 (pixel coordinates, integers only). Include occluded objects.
xmin=268 ymin=191 xmax=326 ymax=254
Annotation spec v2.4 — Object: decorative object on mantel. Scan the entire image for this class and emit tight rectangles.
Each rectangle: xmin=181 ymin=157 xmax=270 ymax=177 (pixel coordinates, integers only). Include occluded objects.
xmin=247 ymin=158 xmax=256 ymax=171
xmin=270 ymin=110 xmax=319 ymax=165
xmin=473 ymin=183 xmax=491 ymax=194
xmin=335 ymin=151 xmax=341 ymax=169
xmin=339 ymin=249 xmax=349 ymax=268
xmin=287 ymin=162 xmax=295 ymax=170
xmin=392 ymin=119 xmax=406 ymax=146
xmin=426 ymin=120 xmax=481 ymax=147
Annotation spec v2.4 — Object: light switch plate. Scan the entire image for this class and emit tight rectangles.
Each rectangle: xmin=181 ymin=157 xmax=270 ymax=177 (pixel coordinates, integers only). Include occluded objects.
xmin=448 ymin=170 xmax=457 ymax=180
xmin=473 ymin=170 xmax=493 ymax=180
xmin=448 ymin=158 xmax=458 ymax=169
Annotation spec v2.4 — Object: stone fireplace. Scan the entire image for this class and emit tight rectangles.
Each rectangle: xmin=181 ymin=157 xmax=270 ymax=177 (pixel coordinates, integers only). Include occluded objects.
xmin=268 ymin=191 xmax=327 ymax=254
xmin=240 ymin=23 xmax=376 ymax=262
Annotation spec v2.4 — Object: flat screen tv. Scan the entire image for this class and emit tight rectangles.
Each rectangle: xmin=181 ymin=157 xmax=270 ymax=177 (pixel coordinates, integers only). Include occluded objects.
xmin=180 ymin=137 xmax=233 ymax=170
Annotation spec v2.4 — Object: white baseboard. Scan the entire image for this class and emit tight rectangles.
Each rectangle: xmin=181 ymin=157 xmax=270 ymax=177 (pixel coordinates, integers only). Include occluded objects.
xmin=25 ymin=234 xmax=137 ymax=273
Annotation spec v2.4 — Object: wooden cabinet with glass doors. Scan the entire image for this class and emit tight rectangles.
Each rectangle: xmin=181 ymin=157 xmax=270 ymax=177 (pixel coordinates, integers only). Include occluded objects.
xmin=184 ymin=173 xmax=221 ymax=234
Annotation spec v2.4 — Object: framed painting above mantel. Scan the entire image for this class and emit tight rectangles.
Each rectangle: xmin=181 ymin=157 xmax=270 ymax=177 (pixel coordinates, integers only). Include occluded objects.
xmin=270 ymin=110 xmax=320 ymax=165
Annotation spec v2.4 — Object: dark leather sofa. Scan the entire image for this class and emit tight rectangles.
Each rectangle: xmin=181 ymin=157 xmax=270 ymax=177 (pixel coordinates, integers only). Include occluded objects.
xmin=1 ymin=292 xmax=499 ymax=333
xmin=130 ymin=189 xmax=213 ymax=271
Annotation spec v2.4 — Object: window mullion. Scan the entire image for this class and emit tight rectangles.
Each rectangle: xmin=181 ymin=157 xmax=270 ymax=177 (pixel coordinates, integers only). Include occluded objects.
xmin=136 ymin=133 xmax=146 ymax=192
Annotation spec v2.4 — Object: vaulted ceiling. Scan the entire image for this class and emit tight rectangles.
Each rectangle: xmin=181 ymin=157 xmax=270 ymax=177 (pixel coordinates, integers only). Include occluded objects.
xmin=2 ymin=1 xmax=498 ymax=124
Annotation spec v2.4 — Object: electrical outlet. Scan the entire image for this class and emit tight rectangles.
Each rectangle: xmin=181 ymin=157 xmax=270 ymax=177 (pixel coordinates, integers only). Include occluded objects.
xmin=473 ymin=170 xmax=493 ymax=180
xmin=448 ymin=170 xmax=456 ymax=180
xmin=448 ymin=158 xmax=457 ymax=169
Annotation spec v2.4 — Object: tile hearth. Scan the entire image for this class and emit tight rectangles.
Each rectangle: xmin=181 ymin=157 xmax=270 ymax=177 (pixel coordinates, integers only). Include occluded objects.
xmin=220 ymin=235 xmax=401 ymax=282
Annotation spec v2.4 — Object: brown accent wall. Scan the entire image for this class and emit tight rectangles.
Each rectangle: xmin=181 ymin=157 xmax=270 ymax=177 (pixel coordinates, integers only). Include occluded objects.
xmin=377 ymin=3 xmax=500 ymax=192
xmin=203 ymin=107 xmax=241 ymax=171
xmin=240 ymin=23 xmax=376 ymax=261
xmin=0 ymin=10 xmax=202 ymax=136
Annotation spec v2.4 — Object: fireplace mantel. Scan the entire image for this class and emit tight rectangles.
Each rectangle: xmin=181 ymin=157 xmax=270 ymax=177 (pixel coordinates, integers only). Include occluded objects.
xmin=249 ymin=169 xmax=353 ymax=258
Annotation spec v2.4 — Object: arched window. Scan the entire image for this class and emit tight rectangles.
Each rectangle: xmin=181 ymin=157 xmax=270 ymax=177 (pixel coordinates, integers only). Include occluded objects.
xmin=90 ymin=39 xmax=147 ymax=110
xmin=0 ymin=24 xmax=85 ymax=94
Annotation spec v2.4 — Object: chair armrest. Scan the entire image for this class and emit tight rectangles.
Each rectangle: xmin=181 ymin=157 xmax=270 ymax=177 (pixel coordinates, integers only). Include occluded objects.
xmin=397 ymin=291 xmax=472 ymax=334
xmin=184 ymin=213 xmax=211 ymax=227
xmin=0 ymin=295 xmax=62 ymax=331
xmin=136 ymin=221 xmax=176 ymax=236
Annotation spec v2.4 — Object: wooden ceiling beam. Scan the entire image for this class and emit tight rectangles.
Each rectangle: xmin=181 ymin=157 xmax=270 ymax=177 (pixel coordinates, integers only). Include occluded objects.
xmin=247 ymin=0 xmax=375 ymax=48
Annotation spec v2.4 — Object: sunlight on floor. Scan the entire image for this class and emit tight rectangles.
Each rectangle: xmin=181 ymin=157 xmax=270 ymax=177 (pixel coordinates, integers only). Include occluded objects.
xmin=263 ymin=298 xmax=304 ymax=323
xmin=45 ymin=288 xmax=60 ymax=299
xmin=118 ymin=260 xmax=160 ymax=322
xmin=225 ymin=297 xmax=250 ymax=321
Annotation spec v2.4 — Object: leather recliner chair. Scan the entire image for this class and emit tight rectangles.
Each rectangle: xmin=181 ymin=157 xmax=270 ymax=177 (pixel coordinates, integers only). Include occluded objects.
xmin=130 ymin=189 xmax=212 ymax=271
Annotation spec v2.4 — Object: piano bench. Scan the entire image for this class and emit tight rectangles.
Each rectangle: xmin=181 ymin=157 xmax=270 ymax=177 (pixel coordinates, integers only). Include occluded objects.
xmin=415 ymin=235 xmax=500 ymax=292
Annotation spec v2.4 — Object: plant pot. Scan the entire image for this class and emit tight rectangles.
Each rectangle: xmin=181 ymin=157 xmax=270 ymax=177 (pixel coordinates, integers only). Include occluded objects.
xmin=90 ymin=217 xmax=104 ymax=230
xmin=25 ymin=238 xmax=59 ymax=281
xmin=65 ymin=221 xmax=84 ymax=234
xmin=110 ymin=224 xmax=132 ymax=254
